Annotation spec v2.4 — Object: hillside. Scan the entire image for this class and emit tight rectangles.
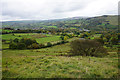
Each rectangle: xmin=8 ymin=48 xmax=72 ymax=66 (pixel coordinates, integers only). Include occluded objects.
xmin=2 ymin=15 xmax=118 ymax=31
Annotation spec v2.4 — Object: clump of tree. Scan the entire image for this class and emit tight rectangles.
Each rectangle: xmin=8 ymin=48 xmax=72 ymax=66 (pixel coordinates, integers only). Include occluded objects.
xmin=9 ymin=38 xmax=44 ymax=49
xmin=60 ymin=33 xmax=74 ymax=40
xmin=100 ymin=33 xmax=118 ymax=47
xmin=70 ymin=39 xmax=108 ymax=57
xmin=79 ymin=32 xmax=91 ymax=39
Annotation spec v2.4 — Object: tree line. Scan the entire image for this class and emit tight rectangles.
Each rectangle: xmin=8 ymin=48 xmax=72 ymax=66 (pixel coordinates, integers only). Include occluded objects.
xmin=9 ymin=38 xmax=68 ymax=50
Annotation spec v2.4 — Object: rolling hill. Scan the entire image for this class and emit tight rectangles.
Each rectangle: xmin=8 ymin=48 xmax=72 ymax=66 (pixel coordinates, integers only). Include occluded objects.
xmin=2 ymin=15 xmax=118 ymax=31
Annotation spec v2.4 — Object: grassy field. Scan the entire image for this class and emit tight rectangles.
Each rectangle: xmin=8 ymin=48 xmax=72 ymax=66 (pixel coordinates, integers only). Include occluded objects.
xmin=45 ymin=26 xmax=57 ymax=28
xmin=2 ymin=41 xmax=119 ymax=78
xmin=36 ymin=35 xmax=60 ymax=44
xmin=70 ymin=27 xmax=77 ymax=29
xmin=2 ymin=30 xmax=13 ymax=32
xmin=89 ymin=34 xmax=102 ymax=39
xmin=2 ymin=33 xmax=47 ymax=40
xmin=2 ymin=33 xmax=60 ymax=44
xmin=2 ymin=33 xmax=119 ymax=78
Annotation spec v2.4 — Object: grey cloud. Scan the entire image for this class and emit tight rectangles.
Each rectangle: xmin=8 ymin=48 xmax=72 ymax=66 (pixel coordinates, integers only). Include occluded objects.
xmin=52 ymin=1 xmax=90 ymax=13
xmin=1 ymin=0 xmax=119 ymax=21
xmin=53 ymin=4 xmax=85 ymax=13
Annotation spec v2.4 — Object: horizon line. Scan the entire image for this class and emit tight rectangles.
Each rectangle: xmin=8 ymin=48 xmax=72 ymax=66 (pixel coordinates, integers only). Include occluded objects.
xmin=1 ymin=14 xmax=117 ymax=22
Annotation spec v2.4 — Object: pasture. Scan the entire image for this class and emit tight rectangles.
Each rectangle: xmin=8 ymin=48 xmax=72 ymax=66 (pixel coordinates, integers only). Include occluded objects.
xmin=2 ymin=41 xmax=119 ymax=78
xmin=89 ymin=34 xmax=102 ymax=39
xmin=36 ymin=35 xmax=60 ymax=44
xmin=2 ymin=33 xmax=60 ymax=44
xmin=45 ymin=26 xmax=57 ymax=28
xmin=2 ymin=33 xmax=119 ymax=78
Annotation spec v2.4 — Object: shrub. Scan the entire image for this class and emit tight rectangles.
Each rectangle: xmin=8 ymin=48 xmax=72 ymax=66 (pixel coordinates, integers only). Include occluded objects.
xmin=9 ymin=43 xmax=18 ymax=49
xmin=9 ymin=38 xmax=38 ymax=49
xmin=13 ymin=38 xmax=19 ymax=43
xmin=24 ymin=38 xmax=37 ymax=46
xmin=17 ymin=43 xmax=26 ymax=49
xmin=70 ymin=39 xmax=108 ymax=57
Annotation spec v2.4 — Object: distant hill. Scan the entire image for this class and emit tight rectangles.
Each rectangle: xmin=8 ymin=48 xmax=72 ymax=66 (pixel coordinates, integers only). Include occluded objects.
xmin=79 ymin=15 xmax=118 ymax=30
xmin=2 ymin=15 xmax=118 ymax=31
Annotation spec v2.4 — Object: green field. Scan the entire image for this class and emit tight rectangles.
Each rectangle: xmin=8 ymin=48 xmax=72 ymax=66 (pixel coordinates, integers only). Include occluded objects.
xmin=2 ymin=33 xmax=46 ymax=40
xmin=70 ymin=27 xmax=77 ymax=29
xmin=36 ymin=35 xmax=60 ymax=44
xmin=2 ymin=33 xmax=60 ymax=44
xmin=45 ymin=26 xmax=57 ymax=28
xmin=2 ymin=30 xmax=13 ymax=32
xmin=2 ymin=42 xmax=118 ymax=78
xmin=2 ymin=33 xmax=119 ymax=78
xmin=89 ymin=34 xmax=102 ymax=39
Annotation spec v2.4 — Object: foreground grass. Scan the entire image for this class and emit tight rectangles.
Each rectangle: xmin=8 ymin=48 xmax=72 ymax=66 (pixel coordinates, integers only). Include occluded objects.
xmin=2 ymin=54 xmax=118 ymax=78
xmin=2 ymin=42 xmax=119 ymax=78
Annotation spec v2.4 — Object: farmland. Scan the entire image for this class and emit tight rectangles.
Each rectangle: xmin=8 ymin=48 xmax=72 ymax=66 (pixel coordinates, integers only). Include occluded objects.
xmin=2 ymin=33 xmax=60 ymax=44
xmin=2 ymin=31 xmax=119 ymax=78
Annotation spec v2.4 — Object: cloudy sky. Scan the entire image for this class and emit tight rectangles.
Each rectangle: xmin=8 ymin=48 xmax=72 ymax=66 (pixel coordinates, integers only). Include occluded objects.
xmin=1 ymin=0 xmax=119 ymax=21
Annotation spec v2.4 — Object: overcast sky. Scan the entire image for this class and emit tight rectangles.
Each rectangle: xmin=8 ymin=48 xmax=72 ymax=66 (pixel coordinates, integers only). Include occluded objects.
xmin=0 ymin=0 xmax=119 ymax=21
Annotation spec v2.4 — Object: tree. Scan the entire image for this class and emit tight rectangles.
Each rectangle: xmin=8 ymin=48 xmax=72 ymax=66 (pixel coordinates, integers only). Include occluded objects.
xmin=64 ymin=36 xmax=69 ymax=41
xmin=24 ymin=39 xmax=34 ymax=46
xmin=60 ymin=36 xmax=64 ymax=40
xmin=17 ymin=43 xmax=26 ymax=49
xmin=70 ymin=39 xmax=107 ymax=57
xmin=9 ymin=38 xmax=38 ymax=49
xmin=23 ymin=38 xmax=37 ymax=46
xmin=13 ymin=38 xmax=19 ymax=43
xmin=9 ymin=43 xmax=18 ymax=49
